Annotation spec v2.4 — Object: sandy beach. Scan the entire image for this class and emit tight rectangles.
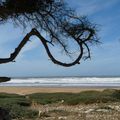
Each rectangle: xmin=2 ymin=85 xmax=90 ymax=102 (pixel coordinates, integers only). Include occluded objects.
xmin=0 ymin=86 xmax=118 ymax=95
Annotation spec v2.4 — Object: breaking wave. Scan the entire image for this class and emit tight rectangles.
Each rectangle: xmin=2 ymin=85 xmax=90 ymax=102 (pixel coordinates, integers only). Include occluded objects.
xmin=0 ymin=77 xmax=120 ymax=87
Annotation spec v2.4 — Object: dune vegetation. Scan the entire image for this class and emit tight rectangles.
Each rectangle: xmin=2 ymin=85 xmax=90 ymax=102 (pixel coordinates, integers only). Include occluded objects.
xmin=0 ymin=89 xmax=120 ymax=119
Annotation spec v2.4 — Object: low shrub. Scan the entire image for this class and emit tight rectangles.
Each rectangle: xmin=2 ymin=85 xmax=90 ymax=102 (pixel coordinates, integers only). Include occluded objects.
xmin=28 ymin=90 xmax=120 ymax=105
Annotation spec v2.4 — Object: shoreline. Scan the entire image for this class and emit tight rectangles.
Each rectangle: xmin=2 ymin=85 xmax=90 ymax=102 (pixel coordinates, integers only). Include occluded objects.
xmin=0 ymin=86 xmax=119 ymax=95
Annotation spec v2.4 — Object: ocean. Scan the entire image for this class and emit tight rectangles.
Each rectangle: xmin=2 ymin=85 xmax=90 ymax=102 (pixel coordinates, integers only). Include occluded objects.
xmin=0 ymin=77 xmax=120 ymax=87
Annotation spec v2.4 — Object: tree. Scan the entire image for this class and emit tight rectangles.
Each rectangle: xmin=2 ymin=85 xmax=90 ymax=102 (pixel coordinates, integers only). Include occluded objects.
xmin=0 ymin=0 xmax=99 ymax=67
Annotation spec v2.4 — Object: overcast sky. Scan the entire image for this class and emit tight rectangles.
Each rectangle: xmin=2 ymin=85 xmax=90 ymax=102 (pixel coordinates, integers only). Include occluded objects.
xmin=0 ymin=0 xmax=120 ymax=77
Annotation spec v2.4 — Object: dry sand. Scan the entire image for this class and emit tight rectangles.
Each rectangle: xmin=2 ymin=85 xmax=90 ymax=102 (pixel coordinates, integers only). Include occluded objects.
xmin=0 ymin=86 xmax=118 ymax=95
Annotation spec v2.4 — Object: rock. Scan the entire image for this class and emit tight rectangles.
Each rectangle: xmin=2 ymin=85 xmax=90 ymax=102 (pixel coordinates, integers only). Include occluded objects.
xmin=0 ymin=107 xmax=11 ymax=120
xmin=108 ymin=105 xmax=120 ymax=111
xmin=85 ymin=109 xmax=94 ymax=113
xmin=96 ymin=109 xmax=109 ymax=112
xmin=61 ymin=100 xmax=64 ymax=103
xmin=114 ymin=106 xmax=120 ymax=111
xmin=58 ymin=116 xmax=67 ymax=120
xmin=38 ymin=110 xmax=42 ymax=117
xmin=0 ymin=77 xmax=11 ymax=83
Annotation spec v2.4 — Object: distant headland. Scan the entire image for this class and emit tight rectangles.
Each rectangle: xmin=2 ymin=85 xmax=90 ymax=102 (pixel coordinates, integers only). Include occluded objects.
xmin=0 ymin=77 xmax=11 ymax=83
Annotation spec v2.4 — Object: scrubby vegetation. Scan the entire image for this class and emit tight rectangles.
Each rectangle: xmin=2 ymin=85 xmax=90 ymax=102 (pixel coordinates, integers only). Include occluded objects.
xmin=0 ymin=89 xmax=120 ymax=119
xmin=29 ymin=89 xmax=120 ymax=105
xmin=0 ymin=93 xmax=38 ymax=119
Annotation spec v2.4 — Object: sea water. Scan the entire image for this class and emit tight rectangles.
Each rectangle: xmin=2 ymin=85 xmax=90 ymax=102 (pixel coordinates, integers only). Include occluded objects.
xmin=0 ymin=77 xmax=120 ymax=87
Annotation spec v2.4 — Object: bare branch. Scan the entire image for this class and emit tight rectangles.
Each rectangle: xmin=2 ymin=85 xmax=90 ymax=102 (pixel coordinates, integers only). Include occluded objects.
xmin=0 ymin=28 xmax=83 ymax=66
xmin=0 ymin=0 xmax=99 ymax=66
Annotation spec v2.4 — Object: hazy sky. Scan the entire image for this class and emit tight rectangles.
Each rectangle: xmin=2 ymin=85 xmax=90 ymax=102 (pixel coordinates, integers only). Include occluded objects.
xmin=0 ymin=0 xmax=120 ymax=77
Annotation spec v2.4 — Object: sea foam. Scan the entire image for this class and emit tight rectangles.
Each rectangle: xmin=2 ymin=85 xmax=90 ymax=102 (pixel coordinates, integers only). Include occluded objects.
xmin=0 ymin=77 xmax=120 ymax=87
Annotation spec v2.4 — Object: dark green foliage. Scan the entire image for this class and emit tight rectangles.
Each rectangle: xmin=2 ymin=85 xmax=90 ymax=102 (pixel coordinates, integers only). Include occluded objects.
xmin=64 ymin=91 xmax=118 ymax=105
xmin=11 ymin=106 xmax=38 ymax=119
xmin=0 ymin=93 xmax=38 ymax=119
xmin=28 ymin=92 xmax=75 ymax=105
xmin=0 ymin=93 xmax=31 ymax=107
xmin=29 ymin=89 xmax=120 ymax=105
xmin=1 ymin=104 xmax=38 ymax=119
xmin=0 ymin=93 xmax=22 ymax=98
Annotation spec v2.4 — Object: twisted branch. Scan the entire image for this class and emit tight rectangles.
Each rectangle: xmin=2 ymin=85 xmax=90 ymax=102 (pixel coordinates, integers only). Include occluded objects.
xmin=0 ymin=28 xmax=83 ymax=67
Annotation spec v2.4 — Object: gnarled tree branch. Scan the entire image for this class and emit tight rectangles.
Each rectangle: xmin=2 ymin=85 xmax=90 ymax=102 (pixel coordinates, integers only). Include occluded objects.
xmin=0 ymin=28 xmax=83 ymax=67
xmin=0 ymin=0 xmax=99 ymax=67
